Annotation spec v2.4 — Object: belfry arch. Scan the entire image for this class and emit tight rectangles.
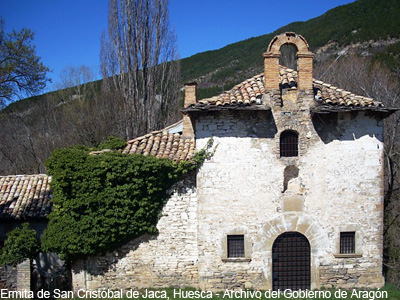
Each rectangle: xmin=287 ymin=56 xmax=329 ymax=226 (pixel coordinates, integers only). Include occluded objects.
xmin=267 ymin=32 xmax=310 ymax=53
xmin=263 ymin=32 xmax=314 ymax=91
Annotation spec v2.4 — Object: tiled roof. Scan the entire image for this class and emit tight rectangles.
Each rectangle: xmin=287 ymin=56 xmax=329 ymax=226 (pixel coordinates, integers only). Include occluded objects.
xmin=0 ymin=175 xmax=52 ymax=220
xmin=186 ymin=66 xmax=385 ymax=110
xmin=197 ymin=74 xmax=266 ymax=106
xmin=313 ymin=80 xmax=380 ymax=108
xmin=122 ymin=121 xmax=196 ymax=161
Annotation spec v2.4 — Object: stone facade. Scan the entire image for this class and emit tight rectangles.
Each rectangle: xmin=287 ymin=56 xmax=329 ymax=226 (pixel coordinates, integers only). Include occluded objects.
xmin=71 ymin=32 xmax=391 ymax=291
xmin=195 ymin=110 xmax=384 ymax=290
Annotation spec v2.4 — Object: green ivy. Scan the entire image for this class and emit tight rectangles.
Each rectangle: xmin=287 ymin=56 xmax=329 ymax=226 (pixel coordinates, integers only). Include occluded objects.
xmin=41 ymin=140 xmax=213 ymax=262
xmin=0 ymin=223 xmax=40 ymax=266
xmin=97 ymin=136 xmax=127 ymax=150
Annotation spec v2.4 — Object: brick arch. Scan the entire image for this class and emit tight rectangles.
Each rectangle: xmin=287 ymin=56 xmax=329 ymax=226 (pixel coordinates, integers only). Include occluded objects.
xmin=263 ymin=32 xmax=314 ymax=91
xmin=267 ymin=32 xmax=310 ymax=54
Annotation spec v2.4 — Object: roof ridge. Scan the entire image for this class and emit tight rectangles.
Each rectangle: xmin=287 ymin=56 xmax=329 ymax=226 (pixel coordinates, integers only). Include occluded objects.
xmin=123 ymin=121 xmax=195 ymax=162
xmin=0 ymin=174 xmax=50 ymax=178
xmin=126 ymin=120 xmax=185 ymax=144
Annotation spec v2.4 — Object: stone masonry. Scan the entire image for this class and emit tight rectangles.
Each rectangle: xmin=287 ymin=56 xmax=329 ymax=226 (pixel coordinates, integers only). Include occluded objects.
xmin=72 ymin=179 xmax=199 ymax=291
xmin=195 ymin=110 xmax=384 ymax=290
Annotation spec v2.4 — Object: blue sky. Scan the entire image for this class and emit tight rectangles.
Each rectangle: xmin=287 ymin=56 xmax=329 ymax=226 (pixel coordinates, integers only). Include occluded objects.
xmin=0 ymin=0 xmax=355 ymax=93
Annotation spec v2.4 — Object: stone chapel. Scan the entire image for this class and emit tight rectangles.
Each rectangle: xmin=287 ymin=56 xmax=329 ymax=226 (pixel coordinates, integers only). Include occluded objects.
xmin=70 ymin=32 xmax=397 ymax=291
xmin=0 ymin=32 xmax=397 ymax=291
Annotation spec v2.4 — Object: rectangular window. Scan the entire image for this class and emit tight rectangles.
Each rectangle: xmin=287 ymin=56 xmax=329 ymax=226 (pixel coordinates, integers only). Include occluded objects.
xmin=340 ymin=232 xmax=355 ymax=254
xmin=227 ymin=235 xmax=245 ymax=258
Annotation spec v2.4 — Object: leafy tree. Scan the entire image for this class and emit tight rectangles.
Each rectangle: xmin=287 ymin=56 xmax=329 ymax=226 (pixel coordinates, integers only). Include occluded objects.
xmin=0 ymin=223 xmax=40 ymax=266
xmin=0 ymin=18 xmax=50 ymax=107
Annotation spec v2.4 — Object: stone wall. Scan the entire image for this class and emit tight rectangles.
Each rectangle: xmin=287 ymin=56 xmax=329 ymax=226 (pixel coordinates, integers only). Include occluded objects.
xmin=72 ymin=178 xmax=199 ymax=292
xmin=195 ymin=107 xmax=384 ymax=290
xmin=320 ymin=258 xmax=384 ymax=289
xmin=0 ymin=265 xmax=17 ymax=290
xmin=17 ymin=260 xmax=31 ymax=291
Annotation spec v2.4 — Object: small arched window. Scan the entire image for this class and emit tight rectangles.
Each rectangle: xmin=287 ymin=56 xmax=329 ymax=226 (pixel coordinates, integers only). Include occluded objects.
xmin=280 ymin=130 xmax=298 ymax=157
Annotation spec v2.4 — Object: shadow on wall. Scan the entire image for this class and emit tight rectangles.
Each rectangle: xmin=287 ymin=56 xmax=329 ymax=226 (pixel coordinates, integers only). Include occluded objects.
xmin=75 ymin=234 xmax=158 ymax=277
xmin=312 ymin=112 xmax=382 ymax=144
xmin=195 ymin=110 xmax=278 ymax=139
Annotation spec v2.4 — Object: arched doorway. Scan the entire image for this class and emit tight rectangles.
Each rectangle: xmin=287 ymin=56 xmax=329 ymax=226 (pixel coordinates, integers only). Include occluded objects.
xmin=272 ymin=231 xmax=310 ymax=290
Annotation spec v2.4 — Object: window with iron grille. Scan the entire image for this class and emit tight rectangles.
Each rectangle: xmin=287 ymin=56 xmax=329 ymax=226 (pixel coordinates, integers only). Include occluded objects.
xmin=280 ymin=130 xmax=298 ymax=157
xmin=227 ymin=235 xmax=245 ymax=258
xmin=340 ymin=232 xmax=355 ymax=254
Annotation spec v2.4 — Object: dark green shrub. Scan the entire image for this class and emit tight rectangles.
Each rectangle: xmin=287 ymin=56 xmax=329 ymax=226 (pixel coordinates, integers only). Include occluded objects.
xmin=0 ymin=223 xmax=40 ymax=266
xmin=97 ymin=136 xmax=127 ymax=150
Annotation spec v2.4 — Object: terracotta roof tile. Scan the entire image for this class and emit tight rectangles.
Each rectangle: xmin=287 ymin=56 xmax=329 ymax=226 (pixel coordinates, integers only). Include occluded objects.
xmin=122 ymin=122 xmax=195 ymax=162
xmin=187 ymin=66 xmax=384 ymax=110
xmin=0 ymin=122 xmax=195 ymax=222
xmin=0 ymin=174 xmax=52 ymax=220
xmin=197 ymin=74 xmax=265 ymax=107
xmin=313 ymin=80 xmax=381 ymax=108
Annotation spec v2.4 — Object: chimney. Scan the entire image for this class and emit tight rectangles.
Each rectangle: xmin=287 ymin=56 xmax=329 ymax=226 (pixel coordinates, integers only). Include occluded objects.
xmin=182 ymin=82 xmax=197 ymax=138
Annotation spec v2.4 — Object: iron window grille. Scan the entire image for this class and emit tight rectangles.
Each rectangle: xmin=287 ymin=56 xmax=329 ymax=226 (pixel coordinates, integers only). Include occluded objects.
xmin=340 ymin=232 xmax=355 ymax=254
xmin=280 ymin=130 xmax=299 ymax=157
xmin=227 ymin=235 xmax=245 ymax=258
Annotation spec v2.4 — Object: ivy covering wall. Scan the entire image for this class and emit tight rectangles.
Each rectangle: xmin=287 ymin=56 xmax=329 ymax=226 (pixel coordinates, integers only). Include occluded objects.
xmin=40 ymin=145 xmax=203 ymax=262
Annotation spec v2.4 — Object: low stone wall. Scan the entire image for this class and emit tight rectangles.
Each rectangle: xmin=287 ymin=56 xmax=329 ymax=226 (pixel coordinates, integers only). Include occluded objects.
xmin=17 ymin=260 xmax=31 ymax=291
xmin=320 ymin=259 xmax=384 ymax=289
xmin=198 ymin=263 xmax=265 ymax=291
xmin=0 ymin=265 xmax=17 ymax=290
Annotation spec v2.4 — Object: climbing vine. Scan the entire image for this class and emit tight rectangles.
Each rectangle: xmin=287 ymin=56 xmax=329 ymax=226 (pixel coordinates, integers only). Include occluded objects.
xmin=41 ymin=138 xmax=214 ymax=262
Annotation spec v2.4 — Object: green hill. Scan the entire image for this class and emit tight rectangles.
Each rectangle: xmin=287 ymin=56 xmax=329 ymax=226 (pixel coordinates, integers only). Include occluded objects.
xmin=181 ymin=0 xmax=400 ymax=98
